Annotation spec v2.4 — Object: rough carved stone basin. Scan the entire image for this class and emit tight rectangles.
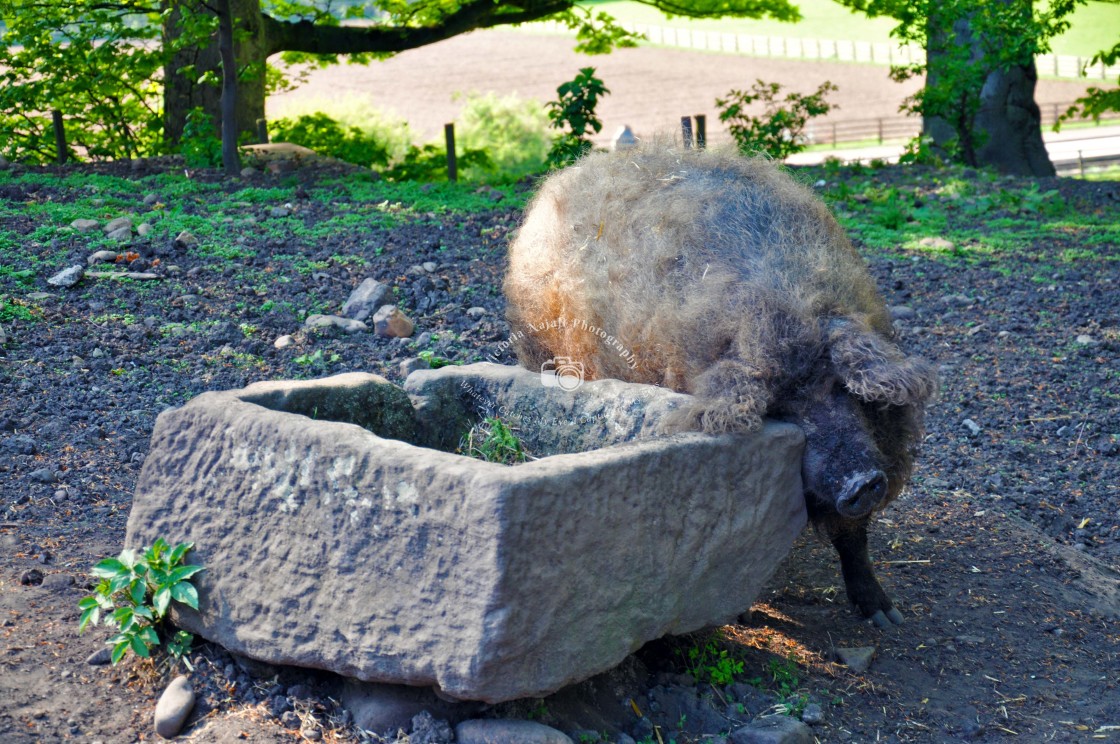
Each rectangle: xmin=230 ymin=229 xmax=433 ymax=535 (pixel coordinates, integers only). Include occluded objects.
xmin=125 ymin=362 xmax=806 ymax=702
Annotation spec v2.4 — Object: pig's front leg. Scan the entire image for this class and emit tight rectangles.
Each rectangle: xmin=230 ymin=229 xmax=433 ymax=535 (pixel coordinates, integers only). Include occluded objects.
xmin=831 ymin=520 xmax=903 ymax=628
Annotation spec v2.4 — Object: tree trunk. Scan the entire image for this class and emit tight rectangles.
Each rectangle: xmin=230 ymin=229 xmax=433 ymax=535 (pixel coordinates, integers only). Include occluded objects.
xmin=974 ymin=62 xmax=1055 ymax=176
xmin=163 ymin=0 xmax=267 ymax=148
xmin=217 ymin=0 xmax=241 ymax=175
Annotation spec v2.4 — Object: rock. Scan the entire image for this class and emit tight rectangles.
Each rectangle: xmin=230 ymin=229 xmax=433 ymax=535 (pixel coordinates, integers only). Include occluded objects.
xmin=832 ymin=646 xmax=876 ymax=673
xmin=410 ymin=711 xmax=454 ymax=744
xmin=103 ymin=217 xmax=132 ymax=234
xmin=0 ymin=323 xmax=6 ymax=345
xmin=1075 ymin=334 xmax=1095 ymax=345
xmin=70 ymin=218 xmax=100 ymax=233
xmin=29 ymin=467 xmax=58 ymax=483
xmin=126 ymin=364 xmax=806 ymax=702
xmin=174 ymin=231 xmax=197 ymax=248
xmin=455 ymin=720 xmax=573 ymax=744
xmin=303 ymin=314 xmax=368 ymax=334
xmin=86 ymin=647 xmax=112 ymax=666
xmin=918 ymin=236 xmax=955 ymax=251
xmin=269 ymin=206 xmax=291 ymax=218
xmin=19 ymin=569 xmax=44 ymax=586
xmin=340 ymin=681 xmax=462 ymax=736
xmin=137 ymin=222 xmax=154 ymax=237
xmin=941 ymin=293 xmax=973 ymax=307
xmin=729 ymin=715 xmax=813 ymax=744
xmin=47 ymin=265 xmax=84 ymax=288
xmin=888 ymin=305 xmax=915 ymax=321
xmin=143 ymin=193 xmax=160 ymax=206
xmin=106 ymin=226 xmax=132 ymax=241
xmin=466 ymin=306 xmax=487 ymax=319
xmin=422 ymin=261 xmax=438 ymax=273
xmin=962 ymin=418 xmax=982 ymax=437
xmin=240 ymin=167 xmax=258 ymax=177
xmin=400 ymin=357 xmax=429 ymax=377
xmin=372 ymin=305 xmax=415 ymax=338
xmin=341 ymin=278 xmax=391 ymax=322
xmin=274 ymin=335 xmax=294 ymax=350
xmin=87 ymin=251 xmax=119 ymax=267
xmin=800 ymin=703 xmax=824 ymax=725
xmin=26 ymin=291 xmax=53 ymax=301
xmin=154 ymin=675 xmax=195 ymax=739
xmin=40 ymin=573 xmax=75 ymax=593
xmin=2 ymin=435 xmax=37 ymax=455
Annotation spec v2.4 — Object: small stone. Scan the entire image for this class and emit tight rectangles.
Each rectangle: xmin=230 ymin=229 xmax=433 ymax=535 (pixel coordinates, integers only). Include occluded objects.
xmin=941 ymin=293 xmax=973 ymax=307
xmin=143 ymin=193 xmax=160 ymax=206
xmin=729 ymin=715 xmax=813 ymax=744
xmin=422 ymin=261 xmax=438 ymax=273
xmin=269 ymin=206 xmax=291 ymax=218
xmin=26 ymin=291 xmax=53 ymax=301
xmin=280 ymin=711 xmax=300 ymax=729
xmin=341 ymin=278 xmax=391 ymax=322
xmin=300 ymin=727 xmax=322 ymax=741
xmin=832 ymin=646 xmax=876 ymax=673
xmin=40 ymin=573 xmax=74 ymax=593
xmin=106 ymin=226 xmax=132 ymax=241
xmin=274 ymin=335 xmax=294 ymax=350
xmin=303 ymin=314 xmax=368 ymax=334
xmin=962 ymin=418 xmax=982 ymax=437
xmin=47 ymin=265 xmax=84 ymax=288
xmin=410 ymin=711 xmax=454 ymax=744
xmin=455 ymin=719 xmax=574 ymax=744
xmin=2 ymin=435 xmax=37 ymax=455
xmin=70 ymin=218 xmax=100 ymax=233
xmin=372 ymin=305 xmax=414 ymax=338
xmin=19 ymin=569 xmax=44 ymax=586
xmin=466 ymin=306 xmax=487 ymax=319
xmin=154 ymin=675 xmax=195 ymax=739
xmin=103 ymin=217 xmax=132 ymax=234
xmin=1075 ymin=334 xmax=1095 ymax=345
xmin=137 ymin=222 xmax=154 ymax=237
xmin=87 ymin=251 xmax=119 ymax=267
xmin=240 ymin=167 xmax=258 ymax=177
xmin=800 ymin=703 xmax=824 ymax=725
xmin=174 ymin=230 xmax=198 ymax=248
xmin=29 ymin=467 xmax=58 ymax=483
xmin=86 ymin=647 xmax=112 ymax=666
xmin=918 ymin=236 xmax=955 ymax=251
xmin=888 ymin=305 xmax=915 ymax=321
xmin=400 ymin=357 xmax=429 ymax=377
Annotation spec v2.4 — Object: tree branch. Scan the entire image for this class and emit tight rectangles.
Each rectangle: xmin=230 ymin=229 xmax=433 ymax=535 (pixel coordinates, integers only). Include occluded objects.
xmin=262 ymin=0 xmax=573 ymax=57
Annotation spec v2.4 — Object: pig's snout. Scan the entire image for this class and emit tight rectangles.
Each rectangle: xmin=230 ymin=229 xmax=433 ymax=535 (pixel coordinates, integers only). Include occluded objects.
xmin=836 ymin=470 xmax=888 ymax=518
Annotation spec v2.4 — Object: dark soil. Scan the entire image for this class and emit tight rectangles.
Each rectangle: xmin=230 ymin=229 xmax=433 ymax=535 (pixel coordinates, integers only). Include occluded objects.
xmin=0 ymin=157 xmax=1118 ymax=744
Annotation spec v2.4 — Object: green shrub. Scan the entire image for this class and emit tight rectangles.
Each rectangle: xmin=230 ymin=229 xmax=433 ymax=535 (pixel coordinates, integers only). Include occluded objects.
xmin=454 ymin=92 xmax=551 ymax=182
xmin=381 ymin=143 xmax=493 ymax=183
xmin=547 ymin=68 xmax=610 ymax=169
xmin=269 ymin=112 xmax=391 ymax=168
xmin=717 ymin=80 xmax=837 ymax=159
xmin=180 ymin=108 xmax=223 ymax=169
xmin=78 ymin=538 xmax=204 ymax=667
xmin=270 ymin=99 xmax=415 ymax=163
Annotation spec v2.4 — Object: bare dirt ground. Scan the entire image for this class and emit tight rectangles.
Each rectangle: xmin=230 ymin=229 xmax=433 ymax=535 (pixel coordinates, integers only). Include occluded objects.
xmin=268 ymin=29 xmax=1097 ymax=147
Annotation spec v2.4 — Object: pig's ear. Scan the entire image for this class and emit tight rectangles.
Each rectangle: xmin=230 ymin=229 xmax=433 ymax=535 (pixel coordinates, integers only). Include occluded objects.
xmin=827 ymin=320 xmax=938 ymax=406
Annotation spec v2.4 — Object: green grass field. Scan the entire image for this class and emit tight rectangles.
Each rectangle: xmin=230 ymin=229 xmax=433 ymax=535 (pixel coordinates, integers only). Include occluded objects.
xmin=582 ymin=0 xmax=1120 ymax=59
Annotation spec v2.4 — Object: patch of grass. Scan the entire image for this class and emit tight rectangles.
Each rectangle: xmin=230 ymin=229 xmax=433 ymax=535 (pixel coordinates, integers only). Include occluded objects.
xmin=678 ymin=631 xmax=747 ymax=686
xmin=0 ymin=296 xmax=37 ymax=322
xmin=459 ymin=417 xmax=528 ymax=465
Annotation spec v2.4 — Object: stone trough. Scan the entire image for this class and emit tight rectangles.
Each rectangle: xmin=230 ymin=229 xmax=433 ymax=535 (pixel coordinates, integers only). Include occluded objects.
xmin=125 ymin=363 xmax=807 ymax=703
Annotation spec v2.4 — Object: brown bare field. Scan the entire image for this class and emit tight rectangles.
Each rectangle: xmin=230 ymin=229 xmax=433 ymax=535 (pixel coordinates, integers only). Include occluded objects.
xmin=268 ymin=29 xmax=1096 ymax=147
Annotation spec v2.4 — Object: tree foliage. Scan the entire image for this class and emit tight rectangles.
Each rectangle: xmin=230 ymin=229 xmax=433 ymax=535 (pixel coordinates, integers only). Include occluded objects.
xmin=837 ymin=0 xmax=1083 ymax=165
xmin=1060 ymin=42 xmax=1120 ymax=127
xmin=0 ymin=0 xmax=800 ymax=163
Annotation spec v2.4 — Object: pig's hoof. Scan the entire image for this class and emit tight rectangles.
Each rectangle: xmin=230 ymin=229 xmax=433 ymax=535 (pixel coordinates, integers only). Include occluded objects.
xmin=869 ymin=607 xmax=904 ymax=628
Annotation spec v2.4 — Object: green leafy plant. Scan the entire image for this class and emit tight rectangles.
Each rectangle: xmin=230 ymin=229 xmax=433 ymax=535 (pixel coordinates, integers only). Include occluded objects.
xmin=767 ymin=653 xmax=808 ymax=716
xmin=269 ymin=112 xmax=391 ymax=168
xmin=454 ymin=92 xmax=551 ymax=182
xmin=381 ymin=143 xmax=493 ymax=183
xmin=717 ymin=79 xmax=837 ymax=159
xmin=417 ymin=350 xmax=461 ymax=369
xmin=546 ymin=68 xmax=610 ymax=169
xmin=460 ymin=417 xmax=528 ymax=465
xmin=78 ymin=538 xmax=204 ymax=666
xmin=180 ymin=108 xmax=223 ymax=169
xmin=679 ymin=634 xmax=746 ymax=686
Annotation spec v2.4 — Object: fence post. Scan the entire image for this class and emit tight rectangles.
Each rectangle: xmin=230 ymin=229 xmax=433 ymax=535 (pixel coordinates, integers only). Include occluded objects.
xmin=831 ymin=122 xmax=837 ymax=147
xmin=444 ymin=123 xmax=457 ymax=182
xmin=52 ymin=110 xmax=67 ymax=164
xmin=256 ymin=118 xmax=269 ymax=144
xmin=877 ymin=119 xmax=883 ymax=144
xmin=681 ymin=116 xmax=693 ymax=149
xmin=694 ymin=114 xmax=706 ymax=149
